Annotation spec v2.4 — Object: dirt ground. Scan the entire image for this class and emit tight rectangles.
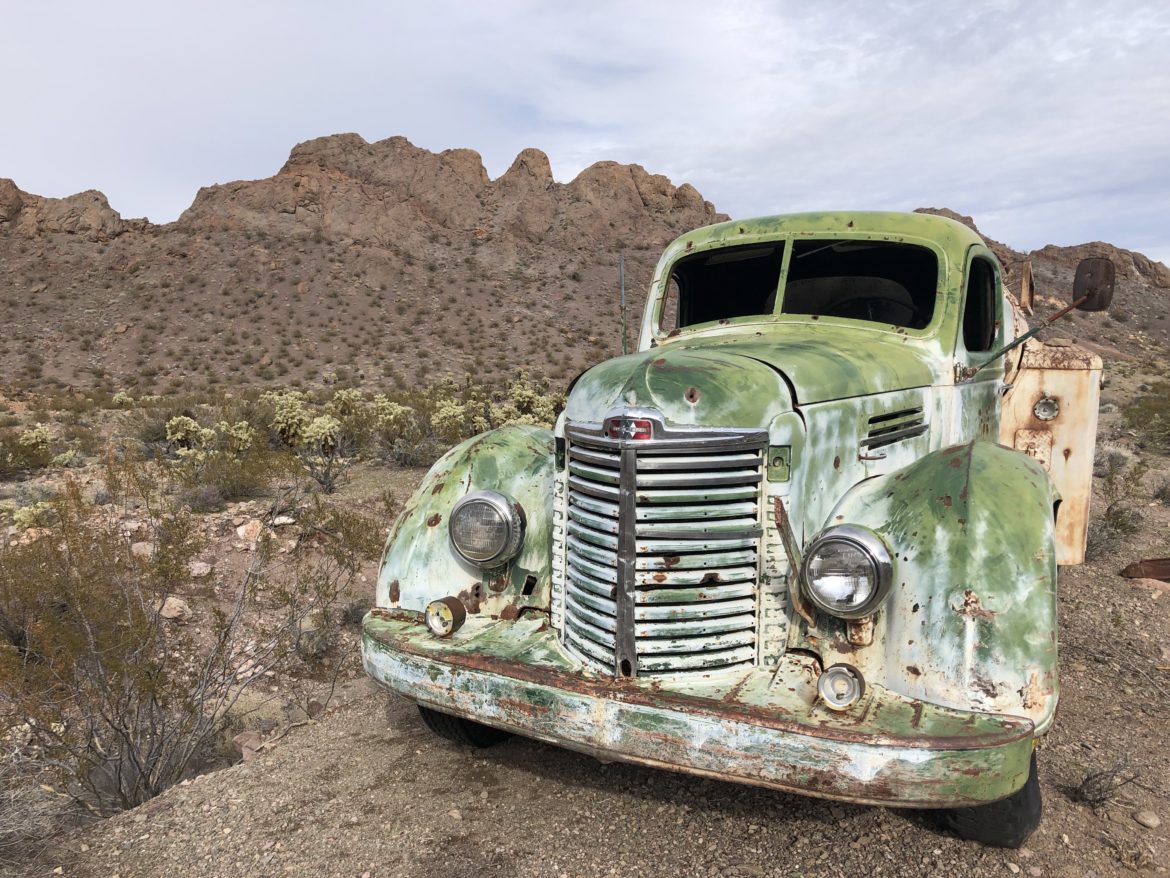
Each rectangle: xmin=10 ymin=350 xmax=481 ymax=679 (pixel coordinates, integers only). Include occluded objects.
xmin=46 ymin=480 xmax=1170 ymax=878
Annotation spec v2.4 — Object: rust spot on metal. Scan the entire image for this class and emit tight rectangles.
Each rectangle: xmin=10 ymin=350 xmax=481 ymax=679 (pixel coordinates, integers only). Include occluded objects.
xmin=910 ymin=702 xmax=924 ymax=729
xmin=662 ymin=555 xmax=681 ymax=568
xmin=941 ymin=495 xmax=952 ymax=508
xmin=833 ymin=455 xmax=840 ymax=470
xmin=652 ymin=358 xmax=667 ymax=367
xmin=388 ymin=580 xmax=401 ymax=603
xmin=957 ymin=589 xmax=995 ymax=619
xmin=652 ymin=572 xmax=667 ymax=583
xmin=906 ymin=665 xmax=922 ymax=676
xmin=457 ymin=583 xmax=483 ymax=614
xmin=698 ymin=572 xmax=723 ymax=584
xmin=431 ymin=482 xmax=446 ymax=495
xmin=499 ymin=605 xmax=520 ymax=621
xmin=722 ymin=675 xmax=751 ymax=704
xmin=489 ymin=573 xmax=509 ymax=593
xmin=846 ymin=616 xmax=874 ymax=646
xmin=948 ymin=456 xmax=962 ymax=468
xmin=718 ymin=318 xmax=730 ymax=326
xmin=684 ymin=386 xmax=701 ymax=404
xmin=426 ymin=513 xmax=442 ymax=528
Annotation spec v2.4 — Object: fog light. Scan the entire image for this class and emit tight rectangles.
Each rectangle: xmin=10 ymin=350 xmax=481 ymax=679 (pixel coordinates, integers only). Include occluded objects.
xmin=817 ymin=663 xmax=865 ymax=710
xmin=424 ymin=597 xmax=466 ymax=638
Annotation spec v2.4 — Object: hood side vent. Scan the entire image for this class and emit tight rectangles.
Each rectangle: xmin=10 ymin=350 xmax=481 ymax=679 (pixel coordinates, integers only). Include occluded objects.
xmin=863 ymin=407 xmax=927 ymax=450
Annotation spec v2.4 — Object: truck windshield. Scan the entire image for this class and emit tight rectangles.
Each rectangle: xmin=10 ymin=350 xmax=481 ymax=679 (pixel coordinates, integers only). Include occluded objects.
xmin=780 ymin=239 xmax=937 ymax=329
xmin=665 ymin=243 xmax=786 ymax=330
xmin=660 ymin=238 xmax=937 ymax=332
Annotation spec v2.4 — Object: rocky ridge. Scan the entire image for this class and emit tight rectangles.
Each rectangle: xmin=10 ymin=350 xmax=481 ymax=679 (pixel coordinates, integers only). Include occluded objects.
xmin=0 ymin=136 xmax=1167 ymax=397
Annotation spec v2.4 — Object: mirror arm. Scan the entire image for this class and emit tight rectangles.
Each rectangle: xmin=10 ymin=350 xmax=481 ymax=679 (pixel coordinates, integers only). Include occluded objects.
xmin=961 ymin=293 xmax=1090 ymax=383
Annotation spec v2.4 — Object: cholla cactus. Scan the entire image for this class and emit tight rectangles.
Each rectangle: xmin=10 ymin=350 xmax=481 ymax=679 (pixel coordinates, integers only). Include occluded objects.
xmin=17 ymin=424 xmax=50 ymax=451
xmin=13 ymin=501 xmax=54 ymax=530
xmin=215 ymin=420 xmax=256 ymax=455
xmin=261 ymin=390 xmax=312 ymax=445
xmin=165 ymin=416 xmax=216 ymax=451
xmin=490 ymin=371 xmax=564 ymax=428
xmin=303 ymin=415 xmax=342 ymax=453
xmin=112 ymin=391 xmax=135 ymax=408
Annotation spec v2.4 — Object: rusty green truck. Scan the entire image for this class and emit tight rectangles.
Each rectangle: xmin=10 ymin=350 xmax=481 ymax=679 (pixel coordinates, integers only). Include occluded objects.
xmin=362 ymin=211 xmax=1110 ymax=847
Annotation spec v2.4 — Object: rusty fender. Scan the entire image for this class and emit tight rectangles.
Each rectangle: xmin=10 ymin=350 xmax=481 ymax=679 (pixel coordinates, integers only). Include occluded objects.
xmin=376 ymin=425 xmax=555 ymax=620
xmin=362 ymin=612 xmax=1036 ymax=809
xmin=816 ymin=441 xmax=1059 ymax=734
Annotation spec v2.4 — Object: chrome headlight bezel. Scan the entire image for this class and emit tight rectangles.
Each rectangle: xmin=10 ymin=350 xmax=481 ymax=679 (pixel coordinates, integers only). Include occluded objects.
xmin=448 ymin=490 xmax=525 ymax=567
xmin=800 ymin=524 xmax=894 ymax=620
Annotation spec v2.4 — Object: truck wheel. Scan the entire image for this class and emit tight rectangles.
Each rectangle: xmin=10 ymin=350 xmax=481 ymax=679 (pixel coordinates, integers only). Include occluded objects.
xmin=939 ymin=752 xmax=1042 ymax=848
xmin=417 ymin=704 xmax=511 ymax=747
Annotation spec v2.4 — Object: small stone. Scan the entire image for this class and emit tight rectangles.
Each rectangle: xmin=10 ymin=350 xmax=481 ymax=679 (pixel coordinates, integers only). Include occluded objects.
xmin=1134 ymin=809 xmax=1161 ymax=829
xmin=188 ymin=561 xmax=212 ymax=578
xmin=130 ymin=541 xmax=155 ymax=559
xmin=272 ymin=515 xmax=296 ymax=527
xmin=113 ymin=322 xmax=129 ymax=334
xmin=232 ymin=731 xmax=264 ymax=762
xmin=236 ymin=519 xmax=263 ymax=542
xmin=159 ymin=596 xmax=191 ymax=622
xmin=448 ymin=809 xmax=462 ymax=820
xmin=1026 ymin=868 xmax=1041 ymax=878
xmin=1006 ymin=864 xmax=1020 ymax=875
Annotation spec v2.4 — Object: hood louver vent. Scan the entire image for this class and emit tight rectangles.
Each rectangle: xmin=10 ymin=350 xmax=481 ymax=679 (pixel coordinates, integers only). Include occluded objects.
xmin=863 ymin=407 xmax=927 ymax=450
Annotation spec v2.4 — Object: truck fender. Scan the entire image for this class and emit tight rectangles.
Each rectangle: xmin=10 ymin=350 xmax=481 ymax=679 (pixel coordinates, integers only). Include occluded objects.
xmin=820 ymin=441 xmax=1059 ymax=733
xmin=376 ymin=425 xmax=555 ymax=620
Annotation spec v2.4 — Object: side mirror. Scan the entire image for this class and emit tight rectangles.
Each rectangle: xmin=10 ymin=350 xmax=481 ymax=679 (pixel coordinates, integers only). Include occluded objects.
xmin=1073 ymin=257 xmax=1114 ymax=312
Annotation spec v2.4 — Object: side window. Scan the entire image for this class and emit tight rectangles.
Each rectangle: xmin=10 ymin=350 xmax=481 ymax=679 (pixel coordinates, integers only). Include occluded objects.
xmin=962 ymin=258 xmax=998 ymax=353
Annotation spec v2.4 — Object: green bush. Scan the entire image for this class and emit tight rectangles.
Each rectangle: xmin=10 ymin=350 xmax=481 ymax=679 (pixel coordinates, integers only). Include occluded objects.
xmin=1122 ymin=382 xmax=1170 ymax=452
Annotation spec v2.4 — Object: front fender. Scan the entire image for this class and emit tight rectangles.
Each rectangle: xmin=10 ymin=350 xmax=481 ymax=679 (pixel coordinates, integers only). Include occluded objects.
xmin=816 ymin=441 xmax=1059 ymax=733
xmin=376 ymin=425 xmax=554 ymax=619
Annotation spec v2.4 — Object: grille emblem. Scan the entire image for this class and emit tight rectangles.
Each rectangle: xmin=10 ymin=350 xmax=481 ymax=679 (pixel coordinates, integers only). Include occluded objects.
xmin=605 ymin=417 xmax=653 ymax=441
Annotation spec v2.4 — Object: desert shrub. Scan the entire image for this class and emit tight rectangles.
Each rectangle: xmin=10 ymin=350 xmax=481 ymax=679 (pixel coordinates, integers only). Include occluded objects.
xmin=0 ymin=458 xmax=380 ymax=814
xmin=1122 ymin=382 xmax=1170 ymax=452
xmin=1085 ymin=455 xmax=1148 ymax=561
xmin=0 ymin=753 xmax=71 ymax=865
xmin=1154 ymin=478 xmax=1170 ymax=506
xmin=0 ymin=426 xmax=52 ymax=480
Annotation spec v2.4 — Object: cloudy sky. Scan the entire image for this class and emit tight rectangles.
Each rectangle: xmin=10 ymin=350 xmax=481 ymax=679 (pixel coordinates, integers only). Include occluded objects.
xmin=5 ymin=1 xmax=1169 ymax=264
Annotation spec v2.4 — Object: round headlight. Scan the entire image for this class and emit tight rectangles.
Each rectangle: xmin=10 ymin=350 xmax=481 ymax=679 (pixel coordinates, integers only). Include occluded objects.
xmin=800 ymin=525 xmax=893 ymax=619
xmin=448 ymin=490 xmax=525 ymax=567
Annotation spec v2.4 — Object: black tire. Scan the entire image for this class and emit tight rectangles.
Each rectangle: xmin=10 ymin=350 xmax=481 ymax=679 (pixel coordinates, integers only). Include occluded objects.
xmin=417 ymin=704 xmax=511 ymax=748
xmin=939 ymin=752 xmax=1042 ymax=848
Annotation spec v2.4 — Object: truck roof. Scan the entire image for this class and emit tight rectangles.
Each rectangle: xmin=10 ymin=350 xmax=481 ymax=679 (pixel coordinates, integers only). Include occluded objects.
xmin=669 ymin=211 xmax=988 ymax=261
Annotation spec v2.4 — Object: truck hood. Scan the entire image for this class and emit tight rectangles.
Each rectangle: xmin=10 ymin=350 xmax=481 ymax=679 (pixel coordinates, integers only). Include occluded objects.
xmin=566 ymin=329 xmax=942 ymax=427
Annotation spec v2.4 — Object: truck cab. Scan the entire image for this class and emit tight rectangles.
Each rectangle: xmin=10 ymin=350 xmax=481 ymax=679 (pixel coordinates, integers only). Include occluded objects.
xmin=362 ymin=211 xmax=1105 ymax=848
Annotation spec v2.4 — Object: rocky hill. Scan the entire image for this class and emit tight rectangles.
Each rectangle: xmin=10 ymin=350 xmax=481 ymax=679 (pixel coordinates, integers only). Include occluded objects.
xmin=0 ymin=136 xmax=1167 ymax=398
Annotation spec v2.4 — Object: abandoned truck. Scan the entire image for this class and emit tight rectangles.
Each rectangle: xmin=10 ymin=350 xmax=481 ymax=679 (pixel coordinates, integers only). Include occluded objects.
xmin=362 ymin=211 xmax=1112 ymax=848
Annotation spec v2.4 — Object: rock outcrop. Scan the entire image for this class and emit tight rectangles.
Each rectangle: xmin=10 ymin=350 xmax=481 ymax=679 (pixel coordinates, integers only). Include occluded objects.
xmin=0 ymin=178 xmax=127 ymax=240
xmin=176 ymin=134 xmax=723 ymax=251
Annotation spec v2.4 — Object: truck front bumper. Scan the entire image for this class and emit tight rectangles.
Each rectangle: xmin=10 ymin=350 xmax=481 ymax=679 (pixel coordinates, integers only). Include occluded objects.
xmin=361 ymin=609 xmax=1035 ymax=808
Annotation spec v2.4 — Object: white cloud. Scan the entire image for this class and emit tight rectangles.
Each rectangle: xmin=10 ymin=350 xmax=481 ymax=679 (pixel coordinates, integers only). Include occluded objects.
xmin=2 ymin=0 xmax=1168 ymax=262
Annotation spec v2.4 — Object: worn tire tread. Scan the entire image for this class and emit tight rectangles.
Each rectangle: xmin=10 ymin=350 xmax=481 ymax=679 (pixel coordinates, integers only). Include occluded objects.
xmin=940 ymin=752 xmax=1042 ymax=848
xmin=417 ymin=704 xmax=511 ymax=748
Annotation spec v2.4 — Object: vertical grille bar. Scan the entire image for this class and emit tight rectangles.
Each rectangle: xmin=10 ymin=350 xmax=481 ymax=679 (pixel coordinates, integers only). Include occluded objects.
xmin=615 ymin=446 xmax=638 ymax=676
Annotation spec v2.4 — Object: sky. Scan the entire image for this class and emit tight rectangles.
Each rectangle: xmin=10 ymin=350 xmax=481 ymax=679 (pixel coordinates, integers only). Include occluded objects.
xmin=3 ymin=0 xmax=1169 ymax=265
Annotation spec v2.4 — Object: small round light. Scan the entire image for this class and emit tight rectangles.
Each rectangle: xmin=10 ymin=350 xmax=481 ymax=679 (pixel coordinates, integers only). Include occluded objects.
xmin=449 ymin=491 xmax=525 ymax=567
xmin=801 ymin=525 xmax=893 ymax=619
xmin=1033 ymin=396 xmax=1060 ymax=422
xmin=818 ymin=664 xmax=865 ymax=710
xmin=425 ymin=597 xmax=466 ymax=637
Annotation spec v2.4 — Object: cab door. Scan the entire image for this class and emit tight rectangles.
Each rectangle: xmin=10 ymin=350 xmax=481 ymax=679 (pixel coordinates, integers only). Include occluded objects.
xmin=949 ymin=247 xmax=1005 ymax=444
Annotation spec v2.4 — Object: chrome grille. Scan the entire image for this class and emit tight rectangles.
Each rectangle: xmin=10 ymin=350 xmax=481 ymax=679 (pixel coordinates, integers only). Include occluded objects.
xmin=562 ymin=422 xmax=765 ymax=676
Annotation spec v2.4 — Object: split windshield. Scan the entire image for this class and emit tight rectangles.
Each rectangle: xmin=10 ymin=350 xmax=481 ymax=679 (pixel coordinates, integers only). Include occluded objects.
xmin=662 ymin=239 xmax=938 ymax=332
